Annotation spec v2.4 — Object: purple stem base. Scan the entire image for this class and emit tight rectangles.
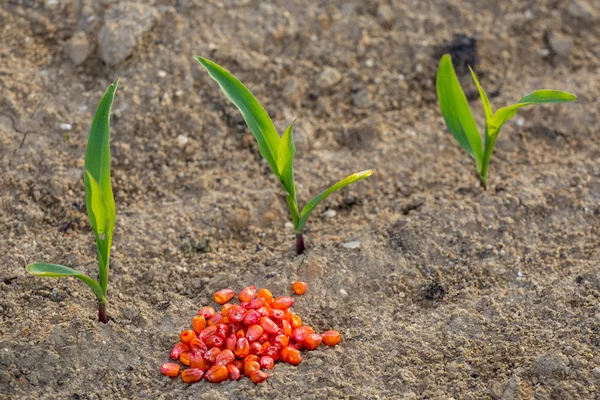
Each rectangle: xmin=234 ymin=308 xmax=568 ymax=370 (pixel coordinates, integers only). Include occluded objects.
xmin=295 ymin=233 xmax=305 ymax=255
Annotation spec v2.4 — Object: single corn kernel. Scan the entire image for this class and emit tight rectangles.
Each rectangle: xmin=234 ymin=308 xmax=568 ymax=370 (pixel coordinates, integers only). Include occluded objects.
xmin=304 ymin=333 xmax=322 ymax=350
xmin=273 ymin=334 xmax=289 ymax=349
xmin=244 ymin=354 xmax=260 ymax=364
xmin=180 ymin=329 xmax=196 ymax=344
xmin=287 ymin=347 xmax=302 ymax=365
xmin=225 ymin=334 xmax=237 ymax=352
xmin=260 ymin=317 xmax=280 ymax=335
xmin=179 ymin=351 xmax=191 ymax=366
xmin=321 ymin=330 xmax=341 ymax=346
xmin=205 ymin=365 xmax=228 ymax=383
xmin=256 ymin=305 xmax=271 ymax=317
xmin=170 ymin=342 xmax=190 ymax=360
xmin=232 ymin=359 xmax=244 ymax=372
xmin=244 ymin=360 xmax=261 ymax=377
xmin=214 ymin=288 xmax=235 ymax=305
xmin=282 ymin=308 xmax=293 ymax=322
xmin=160 ymin=362 xmax=180 ymax=377
xmin=260 ymin=356 xmax=274 ymax=370
xmin=249 ymin=342 xmax=262 ymax=355
xmin=242 ymin=309 xmax=261 ymax=326
xmin=181 ymin=368 xmax=204 ymax=384
xmin=282 ymin=320 xmax=293 ymax=337
xmin=228 ymin=322 xmax=242 ymax=336
xmin=247 ymin=297 xmax=266 ymax=310
xmin=198 ymin=325 xmax=217 ymax=341
xmin=245 ymin=324 xmax=264 ymax=342
xmin=257 ymin=333 xmax=269 ymax=344
xmin=198 ymin=306 xmax=216 ymax=319
xmin=205 ymin=347 xmax=221 ymax=364
xmin=215 ymin=349 xmax=235 ymax=366
xmin=291 ymin=314 xmax=302 ymax=329
xmin=227 ymin=364 xmax=241 ymax=381
xmin=207 ymin=313 xmax=224 ymax=326
xmin=220 ymin=303 xmax=233 ymax=316
xmin=238 ymin=286 xmax=257 ymax=303
xmin=226 ymin=305 xmax=245 ymax=323
xmin=271 ymin=309 xmax=285 ymax=320
xmin=279 ymin=346 xmax=290 ymax=363
xmin=234 ymin=337 xmax=250 ymax=358
xmin=190 ymin=350 xmax=206 ymax=370
xmin=216 ymin=324 xmax=228 ymax=339
xmin=250 ymin=370 xmax=268 ymax=384
xmin=263 ymin=346 xmax=279 ymax=361
xmin=271 ymin=296 xmax=294 ymax=310
xmin=236 ymin=329 xmax=245 ymax=339
xmin=257 ymin=288 xmax=273 ymax=305
xmin=189 ymin=337 xmax=207 ymax=352
xmin=291 ymin=341 xmax=305 ymax=351
xmin=292 ymin=281 xmax=307 ymax=295
xmin=205 ymin=335 xmax=224 ymax=349
xmin=192 ymin=315 xmax=207 ymax=334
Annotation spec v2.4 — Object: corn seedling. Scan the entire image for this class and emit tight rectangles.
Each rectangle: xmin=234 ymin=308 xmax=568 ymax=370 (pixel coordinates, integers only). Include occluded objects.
xmin=436 ymin=54 xmax=576 ymax=189
xmin=26 ymin=80 xmax=118 ymax=323
xmin=195 ymin=57 xmax=373 ymax=254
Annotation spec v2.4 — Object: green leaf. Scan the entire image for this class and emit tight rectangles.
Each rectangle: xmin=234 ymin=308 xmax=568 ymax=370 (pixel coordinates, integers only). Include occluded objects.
xmin=468 ymin=65 xmax=493 ymax=121
xmin=518 ymin=90 xmax=576 ymax=104
xmin=85 ymin=170 xmax=109 ymax=235
xmin=277 ymin=121 xmax=296 ymax=199
xmin=26 ymin=263 xmax=105 ymax=301
xmin=436 ymin=54 xmax=483 ymax=165
xmin=194 ymin=56 xmax=281 ymax=175
xmin=297 ymin=169 xmax=374 ymax=233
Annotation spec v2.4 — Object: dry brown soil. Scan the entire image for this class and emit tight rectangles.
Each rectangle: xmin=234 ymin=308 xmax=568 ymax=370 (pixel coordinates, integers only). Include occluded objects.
xmin=1 ymin=1 xmax=600 ymax=399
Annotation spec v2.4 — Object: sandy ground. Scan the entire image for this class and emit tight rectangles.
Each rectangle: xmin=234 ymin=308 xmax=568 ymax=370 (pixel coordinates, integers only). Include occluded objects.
xmin=1 ymin=0 xmax=600 ymax=399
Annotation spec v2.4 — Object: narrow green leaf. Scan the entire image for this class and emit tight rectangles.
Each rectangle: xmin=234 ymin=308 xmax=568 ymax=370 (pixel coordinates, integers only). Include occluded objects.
xmin=277 ymin=121 xmax=296 ymax=199
xmin=194 ymin=56 xmax=281 ymax=175
xmin=26 ymin=263 xmax=105 ymax=301
xmin=85 ymin=80 xmax=117 ymax=234
xmin=518 ymin=90 xmax=576 ymax=104
xmin=297 ymin=169 xmax=374 ymax=233
xmin=436 ymin=54 xmax=483 ymax=164
xmin=85 ymin=170 xmax=109 ymax=235
xmin=468 ymin=65 xmax=493 ymax=121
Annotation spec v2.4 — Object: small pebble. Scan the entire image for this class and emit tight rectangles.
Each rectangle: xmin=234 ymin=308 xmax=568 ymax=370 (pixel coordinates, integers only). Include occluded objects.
xmin=342 ymin=241 xmax=360 ymax=249
xmin=60 ymin=123 xmax=73 ymax=131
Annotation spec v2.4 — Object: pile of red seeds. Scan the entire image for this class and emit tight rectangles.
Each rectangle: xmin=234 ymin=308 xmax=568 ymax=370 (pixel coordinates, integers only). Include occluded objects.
xmin=160 ymin=282 xmax=341 ymax=384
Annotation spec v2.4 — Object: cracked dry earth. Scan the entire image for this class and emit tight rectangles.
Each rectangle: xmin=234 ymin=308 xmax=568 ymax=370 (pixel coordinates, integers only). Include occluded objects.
xmin=1 ymin=0 xmax=599 ymax=399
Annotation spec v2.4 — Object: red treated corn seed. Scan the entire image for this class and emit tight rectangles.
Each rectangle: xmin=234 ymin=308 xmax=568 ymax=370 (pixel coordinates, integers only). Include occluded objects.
xmin=256 ymin=305 xmax=271 ymax=317
xmin=291 ymin=341 xmax=305 ymax=351
xmin=181 ymin=368 xmax=204 ymax=384
xmin=244 ymin=360 xmax=261 ymax=377
xmin=180 ymin=330 xmax=196 ymax=344
xmin=198 ymin=306 xmax=216 ymax=319
xmin=257 ymin=333 xmax=269 ymax=344
xmin=263 ymin=345 xmax=279 ymax=361
xmin=232 ymin=359 xmax=244 ymax=373
xmin=287 ymin=347 xmax=302 ymax=365
xmin=190 ymin=350 xmax=206 ymax=370
xmin=205 ymin=365 xmax=228 ymax=383
xmin=180 ymin=351 xmax=191 ymax=366
xmin=208 ymin=314 xmax=224 ymax=326
xmin=226 ymin=305 xmax=245 ymax=322
xmin=170 ymin=342 xmax=190 ymax=360
xmin=205 ymin=347 xmax=221 ymax=364
xmin=304 ymin=333 xmax=322 ymax=350
xmin=282 ymin=320 xmax=293 ymax=337
xmin=271 ymin=296 xmax=294 ymax=310
xmin=321 ymin=330 xmax=341 ymax=346
xmin=260 ymin=356 xmax=274 ymax=370
xmin=216 ymin=324 xmax=228 ymax=339
xmin=236 ymin=329 xmax=245 ymax=339
xmin=199 ymin=325 xmax=217 ymax=341
xmin=250 ymin=370 xmax=268 ymax=384
xmin=291 ymin=314 xmax=302 ymax=330
xmin=260 ymin=341 xmax=272 ymax=355
xmin=228 ymin=322 xmax=242 ymax=336
xmin=247 ymin=297 xmax=266 ymax=310
xmin=234 ymin=337 xmax=250 ymax=358
xmin=282 ymin=308 xmax=293 ymax=322
xmin=279 ymin=346 xmax=290 ymax=363
xmin=221 ymin=303 xmax=233 ymax=316
xmin=214 ymin=288 xmax=235 ymax=305
xmin=215 ymin=349 xmax=235 ymax=366
xmin=244 ymin=354 xmax=259 ymax=364
xmin=257 ymin=288 xmax=273 ymax=305
xmin=260 ymin=317 xmax=279 ymax=335
xmin=271 ymin=309 xmax=284 ymax=320
xmin=225 ymin=334 xmax=236 ymax=352
xmin=292 ymin=281 xmax=307 ymax=295
xmin=160 ymin=362 xmax=180 ymax=377
xmin=292 ymin=328 xmax=305 ymax=343
xmin=273 ymin=334 xmax=289 ymax=349
xmin=238 ymin=286 xmax=256 ymax=303
xmin=245 ymin=324 xmax=264 ymax=342
xmin=242 ymin=309 xmax=260 ymax=326
xmin=205 ymin=335 xmax=224 ymax=349
xmin=227 ymin=364 xmax=241 ymax=381
xmin=192 ymin=315 xmax=207 ymax=334
xmin=249 ymin=342 xmax=262 ymax=355
xmin=189 ymin=337 xmax=207 ymax=352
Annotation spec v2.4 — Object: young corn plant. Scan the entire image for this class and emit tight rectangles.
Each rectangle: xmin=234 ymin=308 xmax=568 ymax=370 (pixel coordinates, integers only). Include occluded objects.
xmin=195 ymin=57 xmax=373 ymax=254
xmin=436 ymin=54 xmax=576 ymax=189
xmin=26 ymin=80 xmax=118 ymax=323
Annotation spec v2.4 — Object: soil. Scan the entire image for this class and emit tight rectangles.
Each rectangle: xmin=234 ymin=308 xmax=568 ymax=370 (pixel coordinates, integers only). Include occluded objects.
xmin=1 ymin=1 xmax=599 ymax=399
